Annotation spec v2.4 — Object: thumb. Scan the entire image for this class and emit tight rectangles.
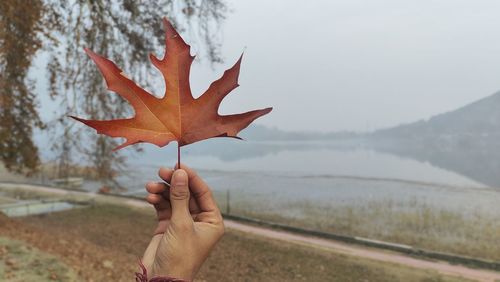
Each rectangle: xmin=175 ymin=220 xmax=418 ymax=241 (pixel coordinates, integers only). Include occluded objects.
xmin=169 ymin=169 xmax=191 ymax=223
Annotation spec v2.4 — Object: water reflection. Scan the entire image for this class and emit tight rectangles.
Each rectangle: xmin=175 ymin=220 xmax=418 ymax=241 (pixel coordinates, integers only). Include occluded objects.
xmin=122 ymin=140 xmax=499 ymax=216
xmin=132 ymin=138 xmax=485 ymax=188
xmin=367 ymin=137 xmax=500 ymax=188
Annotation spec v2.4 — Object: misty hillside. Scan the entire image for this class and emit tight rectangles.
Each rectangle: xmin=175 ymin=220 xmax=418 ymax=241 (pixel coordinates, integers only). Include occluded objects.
xmin=372 ymin=90 xmax=500 ymax=139
xmin=248 ymin=89 xmax=500 ymax=142
xmin=368 ymin=90 xmax=500 ymax=187
xmin=241 ymin=125 xmax=359 ymax=141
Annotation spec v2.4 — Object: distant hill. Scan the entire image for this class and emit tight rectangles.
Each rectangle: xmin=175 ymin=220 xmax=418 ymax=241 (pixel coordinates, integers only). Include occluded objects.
xmin=249 ymin=90 xmax=500 ymax=142
xmin=241 ymin=124 xmax=359 ymax=141
xmin=372 ymin=90 xmax=500 ymax=139
xmin=368 ymin=90 xmax=500 ymax=187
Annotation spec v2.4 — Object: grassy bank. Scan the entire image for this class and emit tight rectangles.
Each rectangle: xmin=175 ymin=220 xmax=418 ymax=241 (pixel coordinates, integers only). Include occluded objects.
xmin=0 ymin=203 xmax=472 ymax=281
xmin=2 ymin=184 xmax=498 ymax=262
xmin=0 ymin=237 xmax=78 ymax=281
xmin=215 ymin=194 xmax=500 ymax=262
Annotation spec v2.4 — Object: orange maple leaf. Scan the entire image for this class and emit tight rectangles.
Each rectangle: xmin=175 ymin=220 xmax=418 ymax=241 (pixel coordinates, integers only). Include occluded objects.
xmin=71 ymin=18 xmax=272 ymax=152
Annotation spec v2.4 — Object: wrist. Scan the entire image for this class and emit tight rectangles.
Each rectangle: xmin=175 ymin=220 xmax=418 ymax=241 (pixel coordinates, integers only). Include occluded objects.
xmin=136 ymin=261 xmax=192 ymax=282
xmin=150 ymin=275 xmax=192 ymax=282
xmin=151 ymin=272 xmax=193 ymax=281
xmin=152 ymin=264 xmax=195 ymax=281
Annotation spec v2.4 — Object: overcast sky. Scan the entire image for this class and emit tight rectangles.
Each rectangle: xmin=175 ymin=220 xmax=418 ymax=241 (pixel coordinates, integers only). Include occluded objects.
xmin=36 ymin=0 xmax=500 ymax=132
xmin=187 ymin=0 xmax=500 ymax=132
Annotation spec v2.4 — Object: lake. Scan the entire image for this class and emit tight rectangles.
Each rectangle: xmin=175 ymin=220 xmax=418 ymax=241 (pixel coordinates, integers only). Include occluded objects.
xmin=101 ymin=139 xmax=500 ymax=217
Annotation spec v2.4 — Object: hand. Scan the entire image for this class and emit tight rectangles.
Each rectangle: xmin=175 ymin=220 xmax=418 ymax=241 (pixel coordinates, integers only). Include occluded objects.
xmin=142 ymin=164 xmax=225 ymax=281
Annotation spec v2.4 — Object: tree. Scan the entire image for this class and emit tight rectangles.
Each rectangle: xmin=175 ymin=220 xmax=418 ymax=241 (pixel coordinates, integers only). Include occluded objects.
xmin=0 ymin=0 xmax=227 ymax=186
xmin=0 ymin=0 xmax=47 ymax=174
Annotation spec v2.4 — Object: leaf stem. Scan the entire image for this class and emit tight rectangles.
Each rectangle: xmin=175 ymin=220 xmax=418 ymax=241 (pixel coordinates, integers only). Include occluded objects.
xmin=177 ymin=142 xmax=181 ymax=170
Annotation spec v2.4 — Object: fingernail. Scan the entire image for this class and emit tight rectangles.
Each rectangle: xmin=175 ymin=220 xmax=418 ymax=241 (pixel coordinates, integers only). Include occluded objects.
xmin=172 ymin=170 xmax=187 ymax=186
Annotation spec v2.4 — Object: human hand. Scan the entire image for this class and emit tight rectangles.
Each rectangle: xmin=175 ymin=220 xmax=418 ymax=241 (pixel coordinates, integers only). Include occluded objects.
xmin=142 ymin=164 xmax=225 ymax=281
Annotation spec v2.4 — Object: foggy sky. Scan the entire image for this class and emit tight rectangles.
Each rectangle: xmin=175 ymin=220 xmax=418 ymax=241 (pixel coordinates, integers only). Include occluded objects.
xmin=36 ymin=0 xmax=500 ymax=132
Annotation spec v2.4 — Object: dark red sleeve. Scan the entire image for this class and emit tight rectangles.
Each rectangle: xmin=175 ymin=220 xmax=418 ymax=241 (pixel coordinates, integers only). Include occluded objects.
xmin=136 ymin=261 xmax=189 ymax=282
xmin=149 ymin=278 xmax=188 ymax=282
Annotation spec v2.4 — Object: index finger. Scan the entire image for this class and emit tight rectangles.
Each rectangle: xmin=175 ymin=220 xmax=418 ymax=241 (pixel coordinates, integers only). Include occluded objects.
xmin=176 ymin=163 xmax=219 ymax=213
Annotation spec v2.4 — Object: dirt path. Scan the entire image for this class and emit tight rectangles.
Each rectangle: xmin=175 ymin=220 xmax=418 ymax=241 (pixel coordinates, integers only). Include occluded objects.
xmin=223 ymin=221 xmax=500 ymax=282
xmin=2 ymin=183 xmax=500 ymax=282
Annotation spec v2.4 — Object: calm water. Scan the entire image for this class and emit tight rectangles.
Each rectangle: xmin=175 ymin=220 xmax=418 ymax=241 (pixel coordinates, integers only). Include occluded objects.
xmin=0 ymin=201 xmax=78 ymax=217
xmin=102 ymin=140 xmax=500 ymax=216
xmin=130 ymin=140 xmax=482 ymax=185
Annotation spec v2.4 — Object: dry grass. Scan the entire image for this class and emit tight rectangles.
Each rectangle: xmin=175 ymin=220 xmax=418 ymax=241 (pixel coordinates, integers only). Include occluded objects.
xmin=0 ymin=204 xmax=472 ymax=281
xmin=0 ymin=237 xmax=78 ymax=281
xmin=217 ymin=194 xmax=500 ymax=262
xmin=3 ymin=184 xmax=499 ymax=262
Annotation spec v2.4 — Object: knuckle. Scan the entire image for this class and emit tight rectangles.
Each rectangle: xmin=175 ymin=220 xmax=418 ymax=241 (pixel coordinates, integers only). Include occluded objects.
xmin=205 ymin=190 xmax=213 ymax=198
xmin=146 ymin=194 xmax=156 ymax=203
xmin=191 ymin=171 xmax=200 ymax=180
xmin=212 ymin=214 xmax=225 ymax=235
xmin=158 ymin=167 xmax=173 ymax=180
xmin=146 ymin=184 xmax=158 ymax=193
xmin=170 ymin=188 xmax=189 ymax=200
xmin=217 ymin=222 xmax=225 ymax=237
xmin=196 ymin=189 xmax=212 ymax=200
xmin=211 ymin=217 xmax=222 ymax=226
